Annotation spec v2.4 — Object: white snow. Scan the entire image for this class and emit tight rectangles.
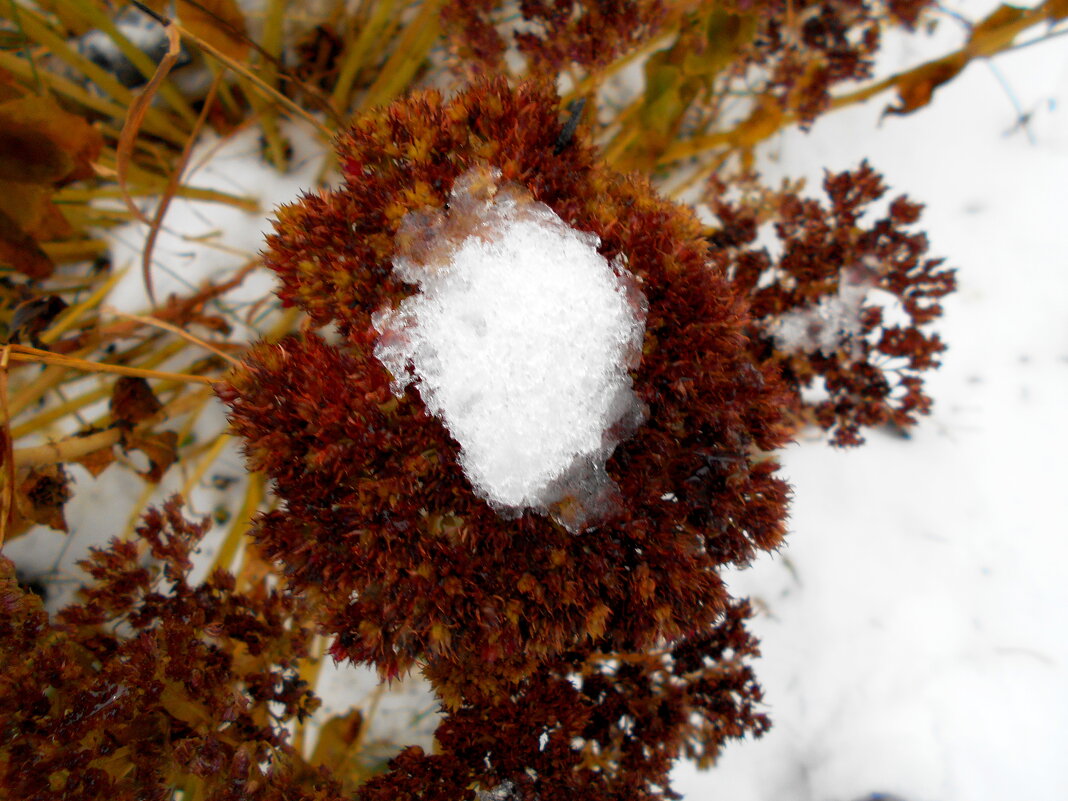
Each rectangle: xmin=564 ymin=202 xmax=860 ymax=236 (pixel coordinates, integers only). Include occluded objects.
xmin=771 ymin=265 xmax=874 ymax=358
xmin=373 ymin=168 xmax=647 ymax=531
xmin=675 ymin=1 xmax=1068 ymax=799
xmin=475 ymin=779 xmax=517 ymax=801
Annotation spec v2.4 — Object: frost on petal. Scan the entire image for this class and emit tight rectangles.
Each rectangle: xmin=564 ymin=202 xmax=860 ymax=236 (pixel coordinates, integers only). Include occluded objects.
xmin=372 ymin=167 xmax=647 ymax=532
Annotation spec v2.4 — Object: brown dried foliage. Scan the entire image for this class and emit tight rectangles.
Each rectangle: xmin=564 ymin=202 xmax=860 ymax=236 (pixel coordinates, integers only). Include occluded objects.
xmin=442 ymin=0 xmax=666 ymax=74
xmin=735 ymin=0 xmax=927 ymax=125
xmin=0 ymin=82 xmax=104 ymax=277
xmin=360 ymin=602 xmax=767 ymax=801
xmin=0 ymin=498 xmax=340 ymax=801
xmin=709 ymin=162 xmax=956 ymax=445
xmin=0 ymin=0 xmax=966 ymax=796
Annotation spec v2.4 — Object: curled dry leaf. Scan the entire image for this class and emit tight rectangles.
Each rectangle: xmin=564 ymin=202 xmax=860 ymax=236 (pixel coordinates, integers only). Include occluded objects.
xmin=0 ymin=94 xmax=103 ymax=277
xmin=111 ymin=376 xmax=164 ymax=427
xmin=10 ymin=464 xmax=72 ymax=538
xmin=72 ymin=433 xmax=118 ymax=479
xmin=122 ymin=429 xmax=179 ymax=483
xmin=884 ymin=53 xmax=968 ymax=116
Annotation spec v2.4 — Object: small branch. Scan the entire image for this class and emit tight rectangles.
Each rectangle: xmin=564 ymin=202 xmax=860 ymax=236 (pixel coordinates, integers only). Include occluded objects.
xmin=5 ymin=345 xmax=216 ymax=386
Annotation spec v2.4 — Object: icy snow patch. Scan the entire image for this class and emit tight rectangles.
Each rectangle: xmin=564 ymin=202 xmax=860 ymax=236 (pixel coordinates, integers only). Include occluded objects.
xmin=771 ymin=264 xmax=875 ymax=358
xmin=373 ymin=168 xmax=646 ymax=532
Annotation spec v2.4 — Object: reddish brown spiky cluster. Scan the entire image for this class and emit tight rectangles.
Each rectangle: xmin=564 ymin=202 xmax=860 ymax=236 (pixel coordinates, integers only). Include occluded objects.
xmin=734 ymin=0 xmax=913 ymax=124
xmin=220 ymin=78 xmax=791 ymax=797
xmin=708 ymin=162 xmax=956 ymax=445
xmin=0 ymin=498 xmax=338 ymax=801
xmin=442 ymin=0 xmax=665 ymax=73
xmin=360 ymin=601 xmax=767 ymax=801
xmin=227 ymin=77 xmax=790 ymax=686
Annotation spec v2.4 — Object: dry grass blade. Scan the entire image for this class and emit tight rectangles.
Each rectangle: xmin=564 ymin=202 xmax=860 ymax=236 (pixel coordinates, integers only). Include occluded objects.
xmin=6 ymin=345 xmax=216 ymax=386
xmin=0 ymin=346 xmax=14 ymax=548
xmin=71 ymin=0 xmax=199 ymax=125
xmin=104 ymin=308 xmax=243 ymax=367
xmin=39 ymin=269 xmax=129 ymax=345
xmin=211 ymin=473 xmax=263 ymax=574
xmin=117 ymin=24 xmax=184 ymax=230
xmin=140 ymin=75 xmax=222 ymax=305
xmin=360 ymin=0 xmax=444 ymax=111
xmin=170 ymin=19 xmax=332 ymax=136
xmin=12 ymin=426 xmax=121 ymax=469
xmin=330 ymin=0 xmax=401 ymax=115
xmin=0 ymin=48 xmax=186 ymax=145
xmin=179 ymin=433 xmax=231 ymax=499
xmin=12 ymin=386 xmax=212 ymax=469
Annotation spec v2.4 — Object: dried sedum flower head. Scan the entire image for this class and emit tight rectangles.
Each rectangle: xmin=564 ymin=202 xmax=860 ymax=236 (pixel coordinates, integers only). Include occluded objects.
xmin=373 ymin=166 xmax=647 ymax=531
xmin=360 ymin=603 xmax=768 ymax=801
xmin=441 ymin=0 xmax=665 ymax=74
xmin=0 ymin=498 xmax=337 ymax=801
xmin=709 ymin=162 xmax=956 ymax=445
xmin=222 ymin=79 xmax=792 ymax=704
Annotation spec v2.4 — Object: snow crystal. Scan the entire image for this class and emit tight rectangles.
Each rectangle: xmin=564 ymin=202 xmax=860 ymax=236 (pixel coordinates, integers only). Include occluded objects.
xmin=476 ymin=780 xmax=516 ymax=801
xmin=771 ymin=263 xmax=875 ymax=358
xmin=372 ymin=167 xmax=647 ymax=532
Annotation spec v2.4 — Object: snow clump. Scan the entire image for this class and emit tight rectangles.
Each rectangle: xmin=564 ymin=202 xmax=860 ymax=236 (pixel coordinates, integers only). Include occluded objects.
xmin=771 ymin=263 xmax=875 ymax=358
xmin=372 ymin=167 xmax=647 ymax=532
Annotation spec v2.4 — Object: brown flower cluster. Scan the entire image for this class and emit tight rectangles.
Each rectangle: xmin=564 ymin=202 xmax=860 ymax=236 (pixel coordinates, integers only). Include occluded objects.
xmin=733 ymin=0 xmax=936 ymax=125
xmin=0 ymin=0 xmax=963 ymax=798
xmin=221 ymin=78 xmax=791 ymax=797
xmin=359 ymin=601 xmax=767 ymax=801
xmin=0 ymin=498 xmax=338 ymax=801
xmin=442 ymin=0 xmax=665 ymax=74
xmin=708 ymin=162 xmax=956 ymax=445
xmin=443 ymin=0 xmax=936 ymax=132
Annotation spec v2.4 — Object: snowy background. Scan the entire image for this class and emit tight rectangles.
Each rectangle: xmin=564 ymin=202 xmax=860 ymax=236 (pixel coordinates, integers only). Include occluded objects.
xmin=5 ymin=0 xmax=1066 ymax=797
xmin=674 ymin=2 xmax=1068 ymax=799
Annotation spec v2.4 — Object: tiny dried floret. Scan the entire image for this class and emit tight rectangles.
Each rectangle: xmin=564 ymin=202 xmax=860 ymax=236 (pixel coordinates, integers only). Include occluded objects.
xmin=373 ymin=166 xmax=647 ymax=531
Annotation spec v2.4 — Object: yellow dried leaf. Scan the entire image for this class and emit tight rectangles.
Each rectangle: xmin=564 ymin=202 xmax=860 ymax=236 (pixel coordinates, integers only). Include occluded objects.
xmin=73 ymin=443 xmax=117 ymax=478
xmin=1047 ymin=0 xmax=1068 ymax=20
xmin=968 ymin=4 xmax=1029 ymax=56
xmin=122 ymin=429 xmax=179 ymax=483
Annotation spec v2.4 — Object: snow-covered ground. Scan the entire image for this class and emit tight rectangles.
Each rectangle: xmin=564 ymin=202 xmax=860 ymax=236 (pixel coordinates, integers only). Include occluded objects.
xmin=674 ymin=3 xmax=1068 ymax=800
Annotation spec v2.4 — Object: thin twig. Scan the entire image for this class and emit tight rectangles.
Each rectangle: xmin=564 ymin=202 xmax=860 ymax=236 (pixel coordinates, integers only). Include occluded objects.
xmin=118 ymin=24 xmax=184 ymax=229
xmin=142 ymin=74 xmax=221 ymax=303
xmin=0 ymin=346 xmax=14 ymax=548
xmin=5 ymin=345 xmax=216 ymax=386
xmin=103 ymin=308 xmax=243 ymax=367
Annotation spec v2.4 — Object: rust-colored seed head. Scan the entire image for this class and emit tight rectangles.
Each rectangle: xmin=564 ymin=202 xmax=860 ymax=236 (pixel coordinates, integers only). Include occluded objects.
xmin=223 ymin=79 xmax=792 ymax=709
